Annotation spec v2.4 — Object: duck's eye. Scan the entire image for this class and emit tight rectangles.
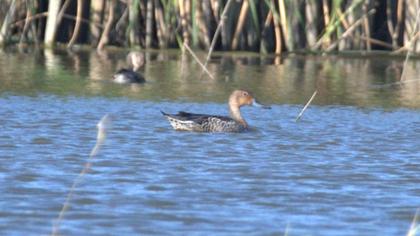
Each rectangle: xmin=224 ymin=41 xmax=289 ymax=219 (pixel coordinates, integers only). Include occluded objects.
xmin=242 ymin=92 xmax=248 ymax=96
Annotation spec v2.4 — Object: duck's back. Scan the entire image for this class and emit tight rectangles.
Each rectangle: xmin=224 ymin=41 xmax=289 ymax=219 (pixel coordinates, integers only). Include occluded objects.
xmin=113 ymin=69 xmax=145 ymax=84
xmin=162 ymin=111 xmax=245 ymax=132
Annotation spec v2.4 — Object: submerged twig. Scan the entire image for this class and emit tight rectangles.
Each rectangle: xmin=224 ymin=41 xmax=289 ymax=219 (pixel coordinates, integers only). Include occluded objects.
xmin=183 ymin=42 xmax=215 ymax=80
xmin=295 ymin=90 xmax=318 ymax=122
xmin=51 ymin=114 xmax=111 ymax=236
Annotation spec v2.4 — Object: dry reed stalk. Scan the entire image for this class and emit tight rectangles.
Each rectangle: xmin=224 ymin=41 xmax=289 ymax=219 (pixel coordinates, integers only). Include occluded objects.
xmin=97 ymin=0 xmax=115 ymax=51
xmin=386 ymin=0 xmax=397 ymax=48
xmin=67 ymin=0 xmax=83 ymax=48
xmin=326 ymin=9 xmax=376 ymax=52
xmin=29 ymin=0 xmax=39 ymax=46
xmin=260 ymin=10 xmax=273 ymax=53
xmin=358 ymin=35 xmax=394 ymax=49
xmin=18 ymin=0 xmax=33 ymax=48
xmin=145 ymin=0 xmax=153 ymax=48
xmin=63 ymin=13 xmax=102 ymax=28
xmin=0 ymin=0 xmax=17 ymax=45
xmin=396 ymin=0 xmax=404 ymax=44
xmin=154 ymin=0 xmax=167 ymax=48
xmin=336 ymin=7 xmax=350 ymax=29
xmin=179 ymin=0 xmax=190 ymax=45
xmin=278 ymin=0 xmax=288 ymax=47
xmin=51 ymin=114 xmax=111 ymax=236
xmin=13 ymin=12 xmax=100 ymax=31
xmin=399 ymin=9 xmax=420 ymax=81
xmin=210 ymin=0 xmax=220 ymax=21
xmin=305 ymin=0 xmax=318 ymax=47
xmin=397 ymin=0 xmax=404 ymax=26
xmin=195 ymin=1 xmax=210 ymax=49
xmin=183 ymin=42 xmax=215 ymax=80
xmin=89 ymin=0 xmax=105 ymax=45
xmin=44 ymin=0 xmax=62 ymax=45
xmin=394 ymin=31 xmax=420 ymax=53
xmin=376 ymin=6 xmax=420 ymax=88
xmin=231 ymin=0 xmax=249 ymax=50
xmin=263 ymin=11 xmax=273 ymax=34
xmin=295 ymin=90 xmax=318 ymax=122
xmin=272 ymin=1 xmax=282 ymax=54
xmin=362 ymin=2 xmax=371 ymax=50
xmin=11 ymin=12 xmax=49 ymax=27
xmin=387 ymin=0 xmax=404 ymax=49
xmin=128 ymin=0 xmax=141 ymax=46
xmin=321 ymin=0 xmax=331 ymax=47
xmin=56 ymin=0 xmax=71 ymax=31
xmin=115 ymin=7 xmax=129 ymax=32
xmin=404 ymin=0 xmax=420 ymax=52
xmin=185 ymin=0 xmax=192 ymax=39
xmin=201 ymin=0 xmax=234 ymax=72
xmin=313 ymin=0 xmax=365 ymax=50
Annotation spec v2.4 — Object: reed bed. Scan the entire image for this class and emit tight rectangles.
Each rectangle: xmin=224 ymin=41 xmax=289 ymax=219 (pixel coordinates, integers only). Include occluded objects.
xmin=0 ymin=0 xmax=420 ymax=54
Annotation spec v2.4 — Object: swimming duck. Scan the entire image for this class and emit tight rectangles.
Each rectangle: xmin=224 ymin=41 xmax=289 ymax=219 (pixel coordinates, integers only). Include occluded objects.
xmin=162 ymin=90 xmax=271 ymax=132
xmin=113 ymin=52 xmax=145 ymax=84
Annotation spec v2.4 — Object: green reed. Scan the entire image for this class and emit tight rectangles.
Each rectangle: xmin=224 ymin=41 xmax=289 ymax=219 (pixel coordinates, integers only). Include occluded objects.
xmin=0 ymin=0 xmax=419 ymax=54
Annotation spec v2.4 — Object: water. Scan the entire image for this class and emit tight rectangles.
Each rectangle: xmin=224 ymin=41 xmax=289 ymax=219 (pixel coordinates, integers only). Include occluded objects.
xmin=0 ymin=49 xmax=419 ymax=235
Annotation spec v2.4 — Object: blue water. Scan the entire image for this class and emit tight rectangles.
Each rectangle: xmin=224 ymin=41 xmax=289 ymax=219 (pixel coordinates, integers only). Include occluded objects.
xmin=0 ymin=94 xmax=419 ymax=235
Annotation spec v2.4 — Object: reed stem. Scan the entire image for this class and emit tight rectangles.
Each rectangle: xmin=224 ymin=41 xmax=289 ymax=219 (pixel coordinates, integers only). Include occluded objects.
xmin=51 ymin=115 xmax=110 ymax=236
xmin=184 ymin=42 xmax=215 ymax=80
xmin=201 ymin=0 xmax=234 ymax=74
xmin=295 ymin=90 xmax=318 ymax=122
xmin=67 ymin=0 xmax=83 ymax=48
xmin=97 ymin=0 xmax=115 ymax=51
xmin=231 ymin=0 xmax=249 ymax=50
xmin=399 ymin=10 xmax=420 ymax=81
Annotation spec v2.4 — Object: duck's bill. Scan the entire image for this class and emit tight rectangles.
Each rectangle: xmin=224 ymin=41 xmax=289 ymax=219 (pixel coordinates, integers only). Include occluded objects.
xmin=252 ymin=99 xmax=271 ymax=109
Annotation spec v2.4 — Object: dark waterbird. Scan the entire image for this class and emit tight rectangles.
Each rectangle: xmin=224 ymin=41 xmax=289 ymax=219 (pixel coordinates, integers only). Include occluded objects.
xmin=113 ymin=52 xmax=145 ymax=84
xmin=162 ymin=90 xmax=271 ymax=132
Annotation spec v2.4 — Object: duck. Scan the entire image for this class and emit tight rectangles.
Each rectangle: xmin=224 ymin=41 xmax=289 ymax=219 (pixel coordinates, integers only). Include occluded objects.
xmin=162 ymin=90 xmax=271 ymax=132
xmin=113 ymin=52 xmax=146 ymax=84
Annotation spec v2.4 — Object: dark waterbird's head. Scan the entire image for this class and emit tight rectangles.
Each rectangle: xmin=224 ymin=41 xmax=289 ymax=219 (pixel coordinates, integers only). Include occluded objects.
xmin=126 ymin=51 xmax=145 ymax=71
xmin=229 ymin=90 xmax=271 ymax=109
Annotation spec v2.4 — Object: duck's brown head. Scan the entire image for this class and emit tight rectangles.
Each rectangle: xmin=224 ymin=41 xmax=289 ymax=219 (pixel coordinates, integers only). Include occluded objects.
xmin=229 ymin=90 xmax=271 ymax=109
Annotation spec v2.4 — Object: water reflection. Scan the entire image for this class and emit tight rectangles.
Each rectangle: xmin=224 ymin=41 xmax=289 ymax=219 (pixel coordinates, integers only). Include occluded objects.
xmin=0 ymin=49 xmax=419 ymax=108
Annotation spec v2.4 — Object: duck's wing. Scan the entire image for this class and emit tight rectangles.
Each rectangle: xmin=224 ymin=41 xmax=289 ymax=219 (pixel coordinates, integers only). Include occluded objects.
xmin=163 ymin=111 xmax=232 ymax=123
xmin=161 ymin=111 xmax=240 ymax=132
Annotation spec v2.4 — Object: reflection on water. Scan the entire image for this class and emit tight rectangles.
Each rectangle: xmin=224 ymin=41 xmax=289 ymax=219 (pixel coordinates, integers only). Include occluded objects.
xmin=0 ymin=49 xmax=419 ymax=107
xmin=0 ymin=50 xmax=419 ymax=235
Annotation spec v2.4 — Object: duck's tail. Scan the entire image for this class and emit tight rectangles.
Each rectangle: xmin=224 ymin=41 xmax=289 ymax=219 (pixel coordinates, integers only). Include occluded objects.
xmin=161 ymin=110 xmax=170 ymax=117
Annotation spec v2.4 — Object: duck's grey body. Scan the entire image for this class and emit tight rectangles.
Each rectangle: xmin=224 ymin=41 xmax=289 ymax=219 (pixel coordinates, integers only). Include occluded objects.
xmin=162 ymin=111 xmax=246 ymax=132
